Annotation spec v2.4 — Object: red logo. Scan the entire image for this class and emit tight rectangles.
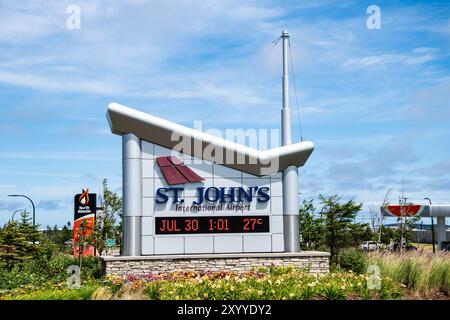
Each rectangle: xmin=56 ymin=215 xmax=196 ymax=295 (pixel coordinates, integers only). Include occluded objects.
xmin=386 ymin=205 xmax=424 ymax=217
xmin=156 ymin=156 xmax=204 ymax=185
xmin=79 ymin=188 xmax=90 ymax=205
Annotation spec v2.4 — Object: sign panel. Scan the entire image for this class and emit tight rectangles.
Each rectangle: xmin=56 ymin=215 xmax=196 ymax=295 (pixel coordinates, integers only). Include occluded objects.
xmin=140 ymin=141 xmax=285 ymax=255
xmin=73 ymin=189 xmax=97 ymax=256
xmin=384 ymin=205 xmax=424 ymax=217
xmin=106 ymin=238 xmax=116 ymax=247
xmin=155 ymin=216 xmax=270 ymax=234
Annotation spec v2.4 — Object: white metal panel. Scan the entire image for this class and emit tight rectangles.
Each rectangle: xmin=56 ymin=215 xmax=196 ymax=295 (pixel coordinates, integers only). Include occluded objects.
xmin=142 ymin=178 xmax=154 ymax=198
xmin=142 ymin=160 xmax=154 ymax=178
xmin=214 ymin=235 xmax=243 ymax=253
xmin=141 ymin=217 xmax=154 ymax=236
xmin=270 ymin=197 xmax=283 ymax=216
xmin=271 ymin=215 xmax=284 ymax=234
xmin=141 ymin=141 xmax=155 ymax=159
xmin=272 ymin=234 xmax=284 ymax=252
xmin=142 ymin=198 xmax=154 ymax=216
xmin=243 ymin=235 xmax=272 ymax=252
xmin=154 ymin=237 xmax=184 ymax=254
xmin=141 ymin=236 xmax=154 ymax=255
xmin=185 ymin=236 xmax=214 ymax=254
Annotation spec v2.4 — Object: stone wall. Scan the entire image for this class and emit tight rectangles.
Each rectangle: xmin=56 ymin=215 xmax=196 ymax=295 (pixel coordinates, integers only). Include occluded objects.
xmin=101 ymin=252 xmax=330 ymax=276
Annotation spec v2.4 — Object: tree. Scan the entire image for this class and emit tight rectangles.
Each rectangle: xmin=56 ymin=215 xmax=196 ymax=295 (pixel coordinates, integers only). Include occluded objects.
xmin=368 ymin=204 xmax=382 ymax=231
xmin=378 ymin=189 xmax=392 ymax=244
xmin=43 ymin=222 xmax=73 ymax=253
xmin=318 ymin=195 xmax=363 ymax=266
xmin=378 ymin=225 xmax=395 ymax=245
xmin=348 ymin=223 xmax=374 ymax=246
xmin=0 ymin=221 xmax=28 ymax=269
xmin=298 ymin=199 xmax=325 ymax=250
xmin=74 ymin=218 xmax=93 ymax=271
xmin=0 ymin=210 xmax=50 ymax=270
xmin=90 ymin=179 xmax=122 ymax=256
xmin=392 ymin=214 xmax=420 ymax=248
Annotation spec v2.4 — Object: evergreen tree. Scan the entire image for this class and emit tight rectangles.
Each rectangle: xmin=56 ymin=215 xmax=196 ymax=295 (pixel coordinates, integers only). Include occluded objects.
xmin=318 ymin=195 xmax=363 ymax=266
xmin=0 ymin=221 xmax=28 ymax=269
xmin=0 ymin=210 xmax=47 ymax=270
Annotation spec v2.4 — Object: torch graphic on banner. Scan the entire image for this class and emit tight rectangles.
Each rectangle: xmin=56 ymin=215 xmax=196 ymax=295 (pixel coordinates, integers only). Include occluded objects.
xmin=73 ymin=188 xmax=96 ymax=256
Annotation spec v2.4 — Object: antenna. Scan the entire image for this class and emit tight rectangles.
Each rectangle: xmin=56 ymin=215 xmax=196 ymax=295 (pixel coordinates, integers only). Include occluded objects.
xmin=281 ymin=30 xmax=300 ymax=252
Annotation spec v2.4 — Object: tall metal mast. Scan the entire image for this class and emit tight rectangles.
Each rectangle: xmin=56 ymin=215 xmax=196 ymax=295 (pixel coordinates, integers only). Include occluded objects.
xmin=281 ymin=30 xmax=300 ymax=252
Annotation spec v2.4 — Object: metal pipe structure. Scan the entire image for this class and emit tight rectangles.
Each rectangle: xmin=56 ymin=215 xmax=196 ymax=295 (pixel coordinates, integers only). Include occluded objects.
xmin=424 ymin=198 xmax=436 ymax=253
xmin=122 ymin=133 xmax=142 ymax=256
xmin=381 ymin=204 xmax=449 ymax=251
xmin=437 ymin=216 xmax=447 ymax=251
xmin=11 ymin=209 xmax=24 ymax=222
xmin=281 ymin=30 xmax=300 ymax=252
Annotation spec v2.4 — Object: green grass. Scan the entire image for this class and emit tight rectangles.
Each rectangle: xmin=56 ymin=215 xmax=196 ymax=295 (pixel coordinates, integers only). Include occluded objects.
xmin=2 ymin=285 xmax=99 ymax=300
xmin=367 ymin=251 xmax=450 ymax=296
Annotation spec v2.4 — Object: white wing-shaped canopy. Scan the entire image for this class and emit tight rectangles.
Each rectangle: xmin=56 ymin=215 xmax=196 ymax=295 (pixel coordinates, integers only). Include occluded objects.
xmin=107 ymin=102 xmax=314 ymax=176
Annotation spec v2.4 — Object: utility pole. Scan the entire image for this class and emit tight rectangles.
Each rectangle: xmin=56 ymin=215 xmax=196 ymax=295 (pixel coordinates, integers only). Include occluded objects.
xmin=281 ymin=30 xmax=300 ymax=252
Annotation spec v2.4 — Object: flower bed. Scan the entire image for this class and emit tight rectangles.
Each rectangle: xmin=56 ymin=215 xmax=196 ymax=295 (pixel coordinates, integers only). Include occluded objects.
xmin=99 ymin=267 xmax=403 ymax=300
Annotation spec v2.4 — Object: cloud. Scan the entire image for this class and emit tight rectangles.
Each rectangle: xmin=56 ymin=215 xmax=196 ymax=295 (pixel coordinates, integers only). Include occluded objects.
xmin=419 ymin=160 xmax=450 ymax=177
xmin=0 ymin=151 xmax=119 ymax=162
xmin=343 ymin=49 xmax=436 ymax=68
xmin=302 ymin=134 xmax=423 ymax=199
xmin=405 ymin=78 xmax=450 ymax=121
xmin=423 ymin=178 xmax=450 ymax=191
xmin=37 ymin=200 xmax=64 ymax=210
xmin=0 ymin=200 xmax=22 ymax=211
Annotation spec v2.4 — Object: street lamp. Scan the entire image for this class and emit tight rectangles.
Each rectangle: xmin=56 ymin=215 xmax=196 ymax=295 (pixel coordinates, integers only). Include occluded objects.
xmin=11 ymin=209 xmax=24 ymax=222
xmin=424 ymin=197 xmax=435 ymax=254
xmin=8 ymin=195 xmax=35 ymax=226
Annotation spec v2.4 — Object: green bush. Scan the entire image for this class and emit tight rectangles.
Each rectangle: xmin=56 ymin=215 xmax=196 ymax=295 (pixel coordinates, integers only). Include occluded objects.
xmin=0 ymin=254 xmax=101 ymax=293
xmin=338 ymin=248 xmax=367 ymax=274
xmin=0 ymin=266 xmax=47 ymax=291
xmin=47 ymin=255 xmax=102 ymax=281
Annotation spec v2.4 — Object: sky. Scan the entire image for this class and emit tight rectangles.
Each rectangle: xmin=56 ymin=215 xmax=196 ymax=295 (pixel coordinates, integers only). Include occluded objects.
xmin=1 ymin=0 xmax=450 ymax=228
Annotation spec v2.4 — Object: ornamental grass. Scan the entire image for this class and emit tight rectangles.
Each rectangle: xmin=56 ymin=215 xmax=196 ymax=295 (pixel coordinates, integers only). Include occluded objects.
xmin=367 ymin=251 xmax=450 ymax=296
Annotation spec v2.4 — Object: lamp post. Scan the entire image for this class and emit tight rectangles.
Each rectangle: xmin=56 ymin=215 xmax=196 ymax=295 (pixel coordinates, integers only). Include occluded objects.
xmin=11 ymin=209 xmax=24 ymax=222
xmin=8 ymin=195 xmax=35 ymax=226
xmin=424 ymin=197 xmax=435 ymax=254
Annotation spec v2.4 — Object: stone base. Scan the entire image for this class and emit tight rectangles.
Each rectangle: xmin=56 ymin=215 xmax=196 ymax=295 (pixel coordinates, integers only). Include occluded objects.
xmin=100 ymin=252 xmax=330 ymax=276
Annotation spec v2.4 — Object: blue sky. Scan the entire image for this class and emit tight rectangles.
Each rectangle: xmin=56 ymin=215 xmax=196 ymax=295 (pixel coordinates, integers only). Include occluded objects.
xmin=1 ymin=0 xmax=450 ymax=227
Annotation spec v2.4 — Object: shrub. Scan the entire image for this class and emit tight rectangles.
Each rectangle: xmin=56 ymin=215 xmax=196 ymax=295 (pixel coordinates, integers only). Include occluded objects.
xmin=47 ymin=255 xmax=102 ymax=281
xmin=0 ymin=254 xmax=102 ymax=294
xmin=338 ymin=248 xmax=367 ymax=274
